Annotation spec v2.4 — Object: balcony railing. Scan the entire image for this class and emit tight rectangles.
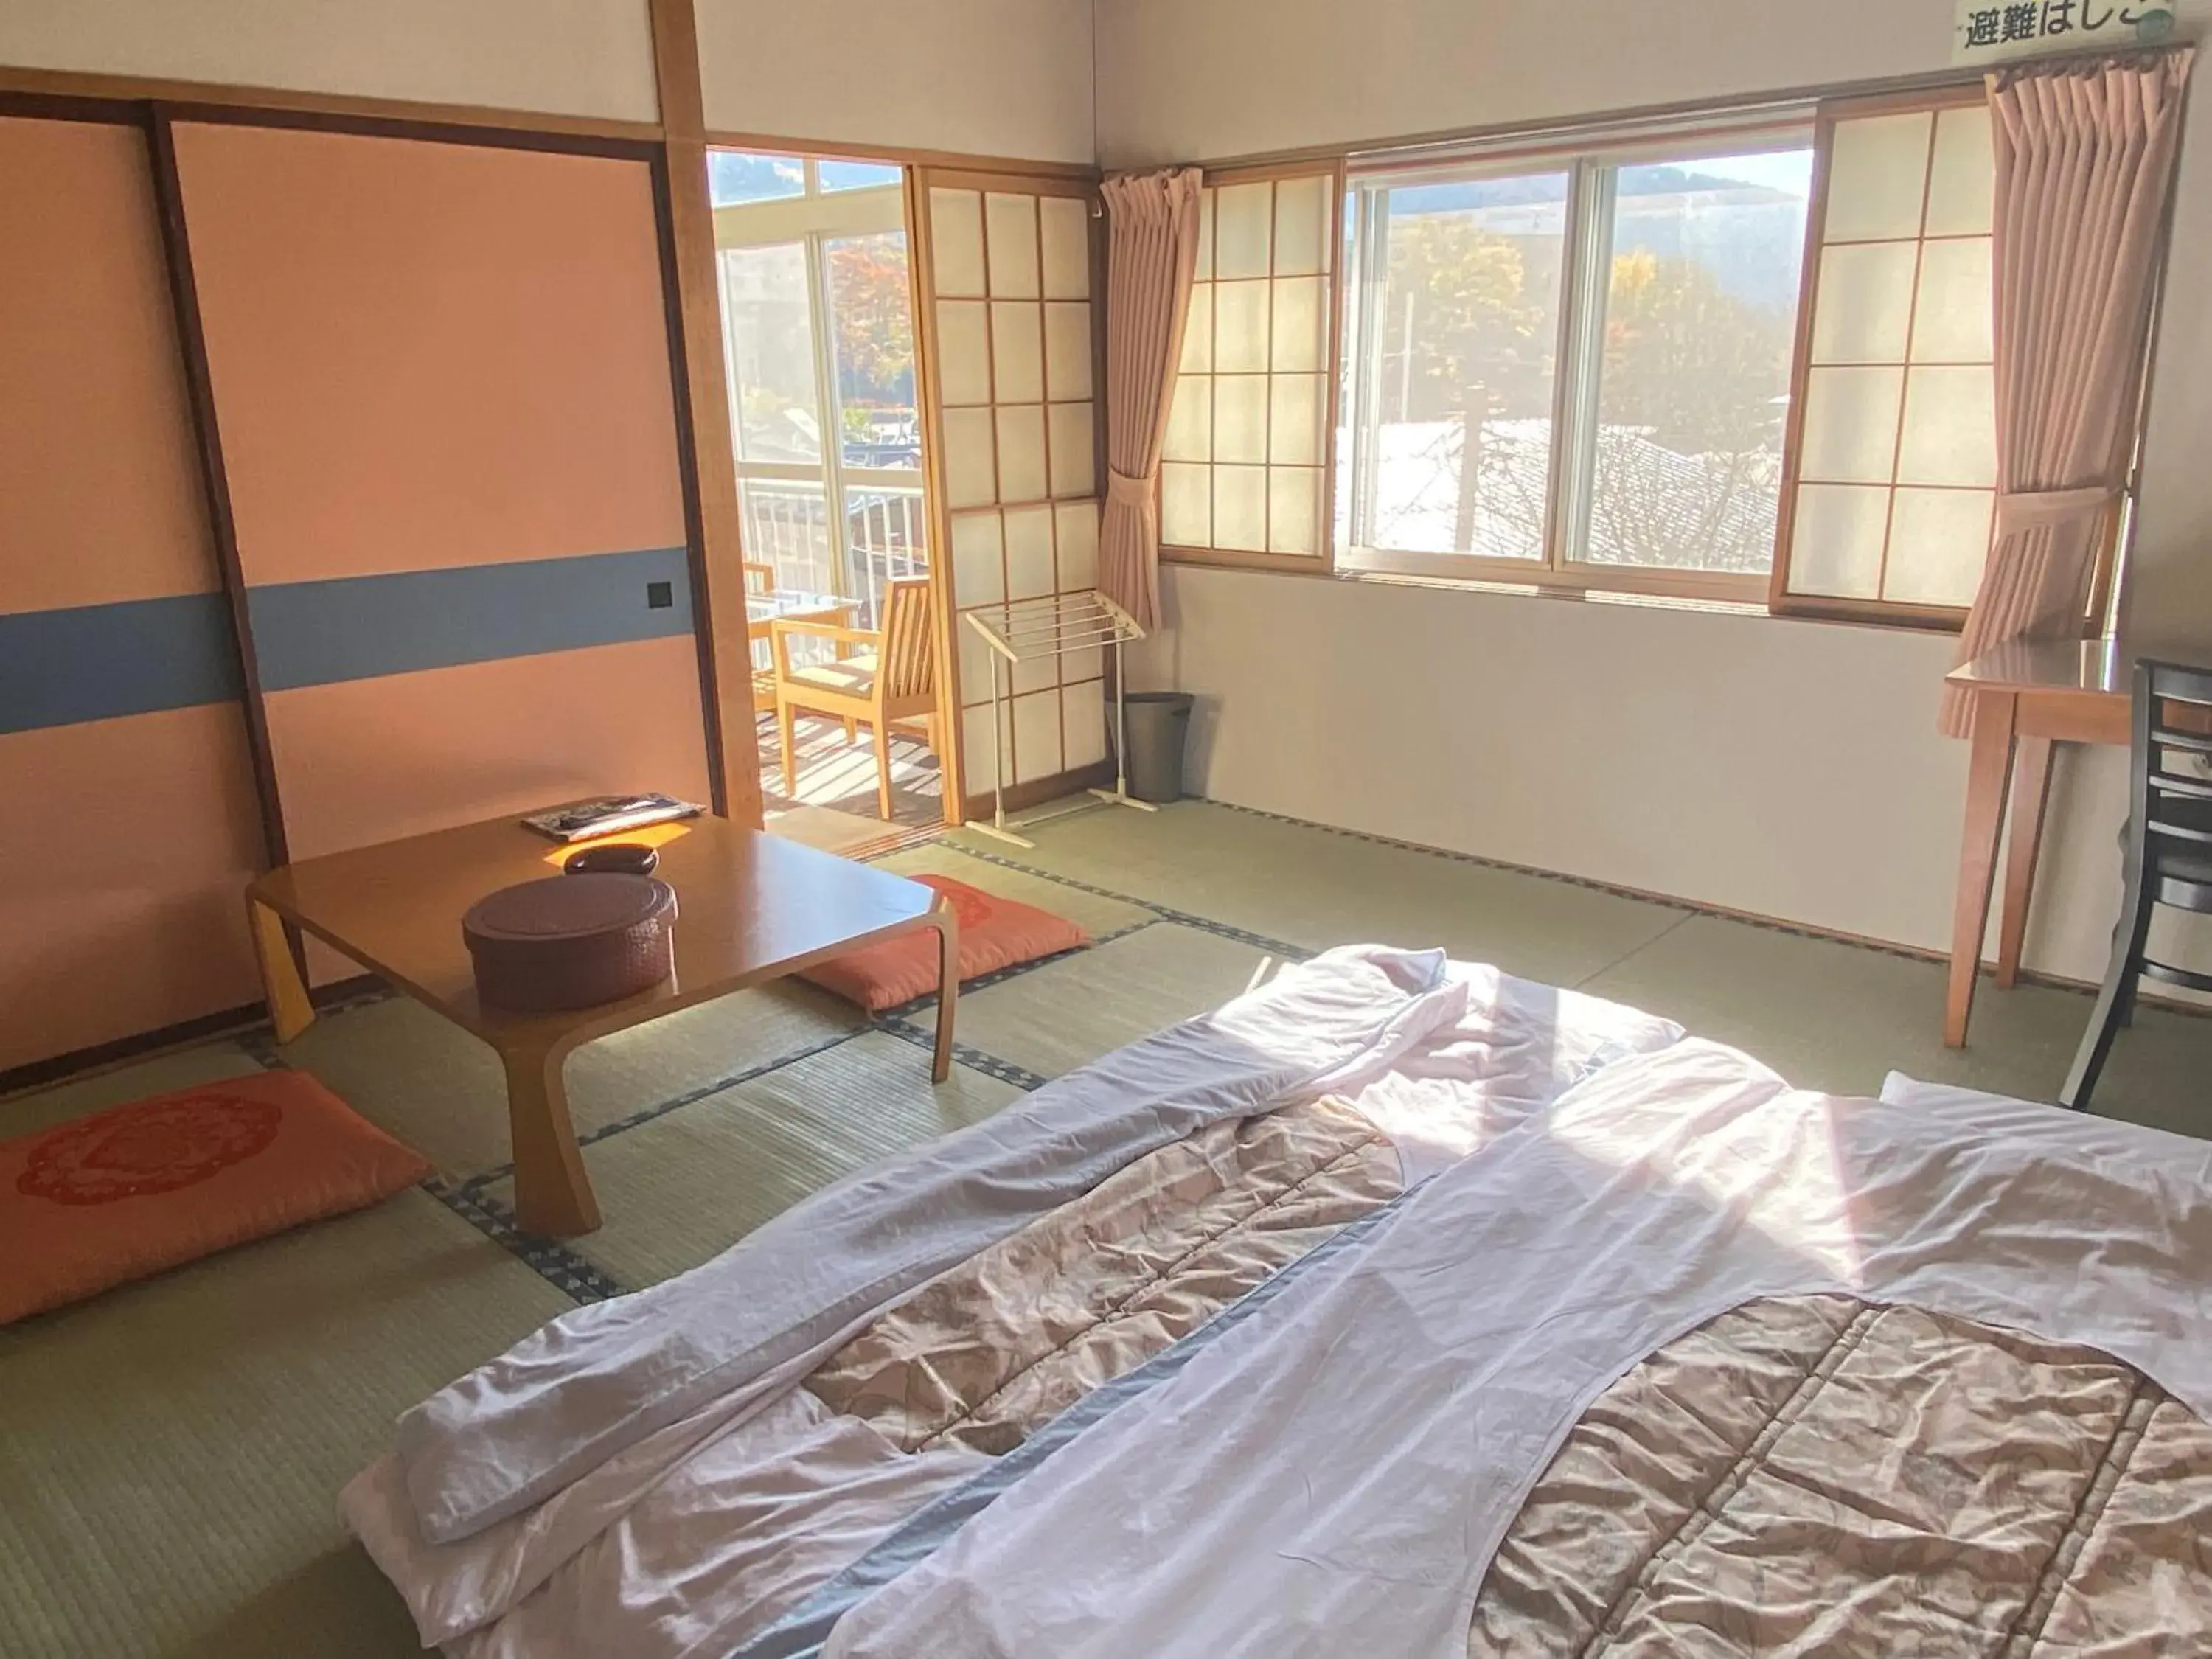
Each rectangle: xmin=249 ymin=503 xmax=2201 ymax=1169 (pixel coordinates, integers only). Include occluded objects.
xmin=738 ymin=475 xmax=927 ymax=632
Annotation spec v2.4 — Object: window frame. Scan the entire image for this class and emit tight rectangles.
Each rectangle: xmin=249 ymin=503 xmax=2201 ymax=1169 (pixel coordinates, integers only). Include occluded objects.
xmin=1335 ymin=116 xmax=1818 ymax=605
xmin=709 ymin=146 xmax=925 ymax=625
xmin=1158 ymin=157 xmax=1349 ymax=577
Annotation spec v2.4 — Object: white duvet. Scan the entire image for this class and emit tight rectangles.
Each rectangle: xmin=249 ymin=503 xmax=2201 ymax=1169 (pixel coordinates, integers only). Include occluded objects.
xmin=832 ymin=1040 xmax=2212 ymax=1658
xmin=344 ymin=945 xmax=1684 ymax=1655
xmin=348 ymin=944 xmax=2212 ymax=1659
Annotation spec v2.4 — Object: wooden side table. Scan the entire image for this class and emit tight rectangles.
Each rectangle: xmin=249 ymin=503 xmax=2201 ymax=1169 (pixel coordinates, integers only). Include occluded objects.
xmin=1942 ymin=641 xmax=2128 ymax=1047
xmin=246 ymin=813 xmax=956 ymax=1234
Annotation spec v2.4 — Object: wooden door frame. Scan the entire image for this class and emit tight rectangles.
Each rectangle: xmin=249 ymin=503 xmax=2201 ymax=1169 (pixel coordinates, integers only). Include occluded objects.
xmin=648 ymin=0 xmax=759 ymax=824
xmin=902 ymin=170 xmax=970 ymax=825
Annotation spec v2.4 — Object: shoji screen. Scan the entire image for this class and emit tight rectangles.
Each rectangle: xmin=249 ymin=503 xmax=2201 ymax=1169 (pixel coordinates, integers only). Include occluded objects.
xmin=916 ymin=173 xmax=1107 ymax=807
xmin=169 ymin=122 xmax=712 ymax=865
xmin=1161 ymin=171 xmax=1338 ymax=558
xmin=1779 ymin=97 xmax=1997 ymax=612
xmin=0 ymin=115 xmax=263 ymax=1071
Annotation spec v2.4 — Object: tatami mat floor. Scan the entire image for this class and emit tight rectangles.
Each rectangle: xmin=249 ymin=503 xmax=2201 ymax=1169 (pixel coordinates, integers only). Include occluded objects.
xmin=6 ymin=799 xmax=2210 ymax=1656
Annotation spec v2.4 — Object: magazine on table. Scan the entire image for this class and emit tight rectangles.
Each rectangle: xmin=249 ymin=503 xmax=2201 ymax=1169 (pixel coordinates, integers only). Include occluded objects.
xmin=521 ymin=794 xmax=704 ymax=844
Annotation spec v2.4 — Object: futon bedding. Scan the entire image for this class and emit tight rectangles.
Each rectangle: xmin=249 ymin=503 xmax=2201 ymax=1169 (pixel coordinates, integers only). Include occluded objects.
xmin=1470 ymin=1293 xmax=2212 ymax=1656
xmin=803 ymin=1093 xmax=1402 ymax=1458
xmin=784 ymin=1119 xmax=2212 ymax=1658
xmin=343 ymin=950 xmax=2212 ymax=1659
xmin=826 ymin=1043 xmax=2212 ymax=1658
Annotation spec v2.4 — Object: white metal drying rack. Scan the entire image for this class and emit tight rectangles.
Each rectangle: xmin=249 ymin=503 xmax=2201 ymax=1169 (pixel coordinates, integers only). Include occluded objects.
xmin=961 ymin=589 xmax=1152 ymax=848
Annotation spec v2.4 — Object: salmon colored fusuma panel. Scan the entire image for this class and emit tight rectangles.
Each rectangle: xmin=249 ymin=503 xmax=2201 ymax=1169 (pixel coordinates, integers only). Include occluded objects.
xmin=170 ymin=122 xmax=686 ymax=582
xmin=0 ymin=116 xmax=266 ymax=1076
xmin=261 ymin=636 xmax=713 ymax=864
xmin=0 ymin=706 xmax=265 ymax=1071
xmin=0 ymin=117 xmax=215 ymax=614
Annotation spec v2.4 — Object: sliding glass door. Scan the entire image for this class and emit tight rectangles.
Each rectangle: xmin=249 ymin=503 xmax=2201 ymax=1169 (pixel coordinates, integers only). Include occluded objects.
xmin=711 ymin=153 xmax=923 ymax=630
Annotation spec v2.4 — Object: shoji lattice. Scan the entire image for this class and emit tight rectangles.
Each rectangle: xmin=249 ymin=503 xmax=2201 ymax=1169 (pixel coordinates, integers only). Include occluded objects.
xmin=1782 ymin=100 xmax=1997 ymax=610
xmin=1160 ymin=171 xmax=1337 ymax=557
xmin=919 ymin=176 xmax=1107 ymax=798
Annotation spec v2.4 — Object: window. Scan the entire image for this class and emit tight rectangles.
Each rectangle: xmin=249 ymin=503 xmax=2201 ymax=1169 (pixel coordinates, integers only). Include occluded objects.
xmin=709 ymin=151 xmax=924 ymax=630
xmin=1164 ymin=87 xmax=2144 ymax=627
xmin=1774 ymin=94 xmax=1999 ymax=617
xmin=1338 ymin=122 xmax=1815 ymax=597
xmin=1351 ymin=168 xmax=1568 ymax=563
xmin=818 ymin=159 xmax=902 ymax=193
xmin=1159 ymin=168 xmax=1339 ymax=561
xmin=709 ymin=150 xmax=804 ymax=206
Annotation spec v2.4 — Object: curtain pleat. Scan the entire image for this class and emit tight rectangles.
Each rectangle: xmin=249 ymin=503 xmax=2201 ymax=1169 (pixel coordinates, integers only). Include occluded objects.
xmin=1096 ymin=167 xmax=1203 ymax=632
xmin=1941 ymin=49 xmax=2192 ymax=737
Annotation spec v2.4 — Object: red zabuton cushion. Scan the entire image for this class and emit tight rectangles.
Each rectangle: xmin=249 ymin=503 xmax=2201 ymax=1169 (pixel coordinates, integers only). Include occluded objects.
xmin=1 ymin=1068 xmax=432 ymax=1324
xmin=801 ymin=874 xmax=1087 ymax=1012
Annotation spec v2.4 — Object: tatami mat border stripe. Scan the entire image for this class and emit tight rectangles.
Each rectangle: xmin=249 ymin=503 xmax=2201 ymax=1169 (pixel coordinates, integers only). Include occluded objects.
xmin=574 ymin=1028 xmax=866 ymax=1151
xmin=874 ymin=1020 xmax=1054 ymax=1091
xmin=233 ymin=982 xmax=399 ymax=1068
xmin=425 ymin=1175 xmax=627 ymax=1304
xmin=448 ymin=1026 xmax=872 ymax=1197
xmin=236 ymin=1013 xmax=625 ymax=1303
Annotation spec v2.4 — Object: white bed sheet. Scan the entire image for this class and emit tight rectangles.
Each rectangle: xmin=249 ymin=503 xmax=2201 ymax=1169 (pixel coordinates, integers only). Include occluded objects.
xmin=831 ymin=1040 xmax=2212 ymax=1659
xmin=341 ymin=947 xmax=1683 ymax=1654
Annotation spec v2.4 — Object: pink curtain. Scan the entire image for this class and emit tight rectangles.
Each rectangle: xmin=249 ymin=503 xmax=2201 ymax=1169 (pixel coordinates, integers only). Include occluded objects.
xmin=1941 ymin=49 xmax=2194 ymax=736
xmin=1098 ymin=167 xmax=1203 ymax=631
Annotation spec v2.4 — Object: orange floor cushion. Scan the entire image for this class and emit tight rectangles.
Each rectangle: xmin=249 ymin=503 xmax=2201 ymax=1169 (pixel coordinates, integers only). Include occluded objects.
xmin=801 ymin=874 xmax=1088 ymax=1012
xmin=1 ymin=1068 xmax=432 ymax=1324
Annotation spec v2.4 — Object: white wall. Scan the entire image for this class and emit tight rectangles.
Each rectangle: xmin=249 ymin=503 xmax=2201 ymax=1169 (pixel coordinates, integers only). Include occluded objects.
xmin=1101 ymin=0 xmax=2212 ymax=984
xmin=0 ymin=1 xmax=1102 ymax=162
xmin=1095 ymin=0 xmax=1954 ymax=168
xmin=698 ymin=0 xmax=1096 ymax=164
xmin=0 ymin=0 xmax=661 ymax=122
xmin=1130 ymin=566 xmax=2138 ymax=981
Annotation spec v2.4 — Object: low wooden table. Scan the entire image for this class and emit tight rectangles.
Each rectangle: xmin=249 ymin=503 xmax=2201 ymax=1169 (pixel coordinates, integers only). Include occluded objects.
xmin=1943 ymin=640 xmax=2128 ymax=1048
xmin=244 ymin=813 xmax=956 ymax=1236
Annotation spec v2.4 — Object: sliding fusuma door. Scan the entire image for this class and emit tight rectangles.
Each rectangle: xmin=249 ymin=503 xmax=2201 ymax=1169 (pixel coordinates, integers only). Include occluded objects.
xmin=0 ymin=114 xmax=265 ymax=1071
xmin=166 ymin=121 xmax=714 ymax=871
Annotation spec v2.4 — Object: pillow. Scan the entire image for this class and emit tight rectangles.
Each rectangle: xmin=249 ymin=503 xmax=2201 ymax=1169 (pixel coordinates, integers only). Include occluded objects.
xmin=801 ymin=874 xmax=1088 ymax=1012
xmin=1 ymin=1068 xmax=432 ymax=1324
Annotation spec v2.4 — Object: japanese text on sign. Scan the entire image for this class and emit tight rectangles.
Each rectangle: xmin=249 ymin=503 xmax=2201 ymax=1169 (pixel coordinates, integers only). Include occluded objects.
xmin=1954 ymin=0 xmax=2199 ymax=63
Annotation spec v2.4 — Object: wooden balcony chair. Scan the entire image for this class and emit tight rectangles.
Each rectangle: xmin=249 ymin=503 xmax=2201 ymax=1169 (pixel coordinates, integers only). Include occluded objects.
xmin=744 ymin=560 xmax=778 ymax=706
xmin=769 ymin=576 xmax=936 ymax=821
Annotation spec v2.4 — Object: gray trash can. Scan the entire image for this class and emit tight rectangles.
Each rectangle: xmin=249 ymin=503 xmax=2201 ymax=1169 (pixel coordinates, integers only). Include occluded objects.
xmin=1120 ymin=691 xmax=1194 ymax=804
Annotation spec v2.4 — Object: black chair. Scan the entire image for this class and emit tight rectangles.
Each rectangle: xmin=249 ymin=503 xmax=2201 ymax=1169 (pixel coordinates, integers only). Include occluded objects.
xmin=2062 ymin=658 xmax=2212 ymax=1110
